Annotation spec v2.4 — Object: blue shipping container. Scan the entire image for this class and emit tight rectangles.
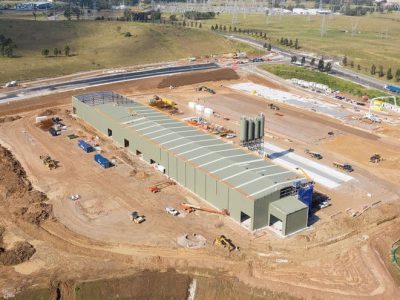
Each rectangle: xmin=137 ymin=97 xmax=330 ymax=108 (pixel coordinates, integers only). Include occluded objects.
xmin=298 ymin=183 xmax=314 ymax=225
xmin=78 ymin=140 xmax=94 ymax=153
xmin=94 ymin=154 xmax=111 ymax=168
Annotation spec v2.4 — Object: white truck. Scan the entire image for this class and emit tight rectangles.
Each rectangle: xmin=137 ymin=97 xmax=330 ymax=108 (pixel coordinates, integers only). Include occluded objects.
xmin=5 ymin=81 xmax=17 ymax=88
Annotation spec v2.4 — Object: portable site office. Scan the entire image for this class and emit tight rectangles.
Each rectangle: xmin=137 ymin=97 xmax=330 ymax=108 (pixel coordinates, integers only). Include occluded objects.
xmin=72 ymin=91 xmax=309 ymax=236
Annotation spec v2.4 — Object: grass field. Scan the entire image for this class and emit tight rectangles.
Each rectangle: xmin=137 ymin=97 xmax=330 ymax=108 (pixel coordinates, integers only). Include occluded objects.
xmin=201 ymin=13 xmax=400 ymax=80
xmin=260 ymin=64 xmax=390 ymax=100
xmin=0 ymin=19 xmax=261 ymax=83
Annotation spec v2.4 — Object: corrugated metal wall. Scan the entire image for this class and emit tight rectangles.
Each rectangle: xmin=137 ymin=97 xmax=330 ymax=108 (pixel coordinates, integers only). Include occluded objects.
xmin=72 ymin=97 xmax=287 ymax=231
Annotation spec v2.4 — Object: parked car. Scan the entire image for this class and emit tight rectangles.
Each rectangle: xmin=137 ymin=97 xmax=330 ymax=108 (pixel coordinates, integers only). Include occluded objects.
xmin=165 ymin=207 xmax=179 ymax=216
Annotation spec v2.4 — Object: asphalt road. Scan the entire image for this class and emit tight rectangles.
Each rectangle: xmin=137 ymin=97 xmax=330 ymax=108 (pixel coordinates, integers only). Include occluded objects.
xmin=224 ymin=34 xmax=396 ymax=95
xmin=0 ymin=63 xmax=219 ymax=102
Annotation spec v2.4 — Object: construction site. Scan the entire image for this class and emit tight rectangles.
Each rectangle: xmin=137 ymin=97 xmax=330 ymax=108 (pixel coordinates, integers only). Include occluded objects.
xmin=0 ymin=64 xmax=400 ymax=299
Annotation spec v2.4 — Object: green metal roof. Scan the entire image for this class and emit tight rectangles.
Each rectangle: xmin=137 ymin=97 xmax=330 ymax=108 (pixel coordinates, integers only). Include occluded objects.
xmin=270 ymin=196 xmax=308 ymax=215
xmin=74 ymin=92 xmax=305 ymax=200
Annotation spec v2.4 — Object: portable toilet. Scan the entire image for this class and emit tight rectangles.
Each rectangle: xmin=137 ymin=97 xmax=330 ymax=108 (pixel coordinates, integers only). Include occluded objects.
xmin=94 ymin=154 xmax=111 ymax=168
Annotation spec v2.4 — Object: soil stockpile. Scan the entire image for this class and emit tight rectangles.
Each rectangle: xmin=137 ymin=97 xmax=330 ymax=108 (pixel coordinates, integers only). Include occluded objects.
xmin=158 ymin=68 xmax=239 ymax=88
xmin=0 ymin=226 xmax=36 ymax=266
xmin=0 ymin=116 xmax=21 ymax=124
xmin=0 ymin=144 xmax=52 ymax=225
xmin=0 ymin=241 xmax=36 ymax=266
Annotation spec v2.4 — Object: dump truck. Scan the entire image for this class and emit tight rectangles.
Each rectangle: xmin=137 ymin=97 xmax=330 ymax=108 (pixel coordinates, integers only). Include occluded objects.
xmin=333 ymin=162 xmax=353 ymax=172
xmin=130 ymin=211 xmax=145 ymax=224
xmin=213 ymin=235 xmax=239 ymax=252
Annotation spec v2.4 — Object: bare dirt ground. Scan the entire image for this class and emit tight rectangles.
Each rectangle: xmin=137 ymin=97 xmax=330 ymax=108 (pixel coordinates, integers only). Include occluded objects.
xmin=0 ymin=70 xmax=399 ymax=299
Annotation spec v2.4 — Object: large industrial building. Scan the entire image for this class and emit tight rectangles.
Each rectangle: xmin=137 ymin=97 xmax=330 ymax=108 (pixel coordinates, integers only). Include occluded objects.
xmin=72 ymin=91 xmax=310 ymax=236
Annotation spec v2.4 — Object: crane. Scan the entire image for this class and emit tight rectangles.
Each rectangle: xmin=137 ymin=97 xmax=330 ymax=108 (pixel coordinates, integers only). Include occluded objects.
xmin=180 ymin=203 xmax=229 ymax=216
xmin=296 ymin=167 xmax=314 ymax=184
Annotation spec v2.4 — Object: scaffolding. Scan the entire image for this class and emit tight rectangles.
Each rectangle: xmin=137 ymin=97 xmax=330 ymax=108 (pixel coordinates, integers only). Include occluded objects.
xmin=75 ymin=91 xmax=134 ymax=107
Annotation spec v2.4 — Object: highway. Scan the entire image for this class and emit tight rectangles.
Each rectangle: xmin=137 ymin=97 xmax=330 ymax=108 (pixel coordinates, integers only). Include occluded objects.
xmin=0 ymin=63 xmax=219 ymax=102
xmin=224 ymin=34 xmax=395 ymax=95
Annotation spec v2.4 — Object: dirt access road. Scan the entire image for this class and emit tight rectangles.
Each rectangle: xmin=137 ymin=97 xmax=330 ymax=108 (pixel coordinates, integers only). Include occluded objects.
xmin=0 ymin=69 xmax=399 ymax=299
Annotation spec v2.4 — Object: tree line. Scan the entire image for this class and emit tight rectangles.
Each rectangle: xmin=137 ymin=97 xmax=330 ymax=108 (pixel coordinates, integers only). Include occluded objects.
xmin=41 ymin=45 xmax=71 ymax=57
xmin=343 ymin=56 xmax=400 ymax=82
xmin=291 ymin=55 xmax=332 ymax=73
xmin=211 ymin=24 xmax=269 ymax=39
xmin=279 ymin=37 xmax=300 ymax=49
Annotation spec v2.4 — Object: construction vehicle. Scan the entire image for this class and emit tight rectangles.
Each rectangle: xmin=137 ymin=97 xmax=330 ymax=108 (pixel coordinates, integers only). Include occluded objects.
xmin=130 ymin=211 xmax=145 ymax=224
xmin=39 ymin=154 xmax=58 ymax=170
xmin=148 ymin=180 xmax=176 ymax=193
xmin=333 ymin=162 xmax=353 ymax=172
xmin=296 ymin=168 xmax=313 ymax=183
xmin=213 ymin=235 xmax=239 ymax=252
xmin=304 ymin=149 xmax=323 ymax=160
xmin=196 ymin=86 xmax=216 ymax=94
xmin=180 ymin=203 xmax=229 ymax=216
xmin=268 ymin=103 xmax=280 ymax=110
xmin=370 ymin=153 xmax=382 ymax=163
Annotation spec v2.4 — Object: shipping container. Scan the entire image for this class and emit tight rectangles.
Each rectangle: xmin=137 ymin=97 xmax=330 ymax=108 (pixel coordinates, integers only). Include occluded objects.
xmin=78 ymin=140 xmax=94 ymax=153
xmin=94 ymin=154 xmax=111 ymax=168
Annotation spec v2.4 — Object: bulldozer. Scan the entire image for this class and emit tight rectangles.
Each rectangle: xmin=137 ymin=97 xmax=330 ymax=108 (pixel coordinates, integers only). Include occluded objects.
xmin=40 ymin=154 xmax=57 ymax=170
xmin=213 ymin=235 xmax=239 ymax=252
xmin=370 ymin=153 xmax=382 ymax=163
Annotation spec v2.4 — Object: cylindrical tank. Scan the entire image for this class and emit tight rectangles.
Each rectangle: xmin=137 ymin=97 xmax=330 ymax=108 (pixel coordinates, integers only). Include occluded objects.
xmin=254 ymin=116 xmax=260 ymax=140
xmin=248 ymin=118 xmax=255 ymax=141
xmin=260 ymin=113 xmax=265 ymax=138
xmin=240 ymin=117 xmax=249 ymax=143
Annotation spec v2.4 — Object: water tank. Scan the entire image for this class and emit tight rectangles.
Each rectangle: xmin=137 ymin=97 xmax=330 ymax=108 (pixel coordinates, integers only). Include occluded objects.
xmin=260 ymin=113 xmax=265 ymax=138
xmin=248 ymin=118 xmax=255 ymax=141
xmin=254 ymin=117 xmax=260 ymax=140
xmin=188 ymin=102 xmax=196 ymax=109
xmin=240 ymin=117 xmax=249 ymax=143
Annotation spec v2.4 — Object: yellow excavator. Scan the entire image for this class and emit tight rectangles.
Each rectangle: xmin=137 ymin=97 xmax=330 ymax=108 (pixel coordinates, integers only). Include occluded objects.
xmin=213 ymin=235 xmax=239 ymax=252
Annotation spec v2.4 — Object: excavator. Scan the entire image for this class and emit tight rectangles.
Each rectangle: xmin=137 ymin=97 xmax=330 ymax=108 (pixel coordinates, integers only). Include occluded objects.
xmin=180 ymin=203 xmax=229 ymax=216
xmin=39 ymin=154 xmax=57 ymax=170
xmin=148 ymin=180 xmax=176 ymax=193
xmin=214 ymin=235 xmax=239 ymax=252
